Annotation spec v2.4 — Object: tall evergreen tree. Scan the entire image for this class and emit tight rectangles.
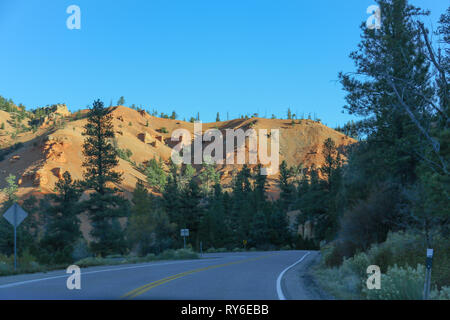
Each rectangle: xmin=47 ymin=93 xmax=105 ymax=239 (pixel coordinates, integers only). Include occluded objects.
xmin=339 ymin=0 xmax=432 ymax=185
xmin=127 ymin=181 xmax=173 ymax=255
xmin=81 ymin=100 xmax=129 ymax=256
xmin=278 ymin=160 xmax=295 ymax=212
xmin=117 ymin=96 xmax=125 ymax=106
xmin=40 ymin=172 xmax=82 ymax=263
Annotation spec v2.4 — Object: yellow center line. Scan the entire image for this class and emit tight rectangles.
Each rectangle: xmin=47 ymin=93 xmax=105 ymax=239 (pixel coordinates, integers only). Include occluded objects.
xmin=121 ymin=253 xmax=276 ymax=300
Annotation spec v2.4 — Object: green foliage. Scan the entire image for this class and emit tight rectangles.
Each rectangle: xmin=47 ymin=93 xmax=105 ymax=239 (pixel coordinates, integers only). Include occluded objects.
xmin=199 ymin=161 xmax=220 ymax=195
xmin=2 ymin=174 xmax=18 ymax=202
xmin=71 ymin=238 xmax=91 ymax=261
xmin=144 ymin=158 xmax=167 ymax=192
xmin=316 ymin=231 xmax=450 ymax=299
xmin=81 ymin=100 xmax=129 ymax=256
xmin=117 ymin=96 xmax=125 ymax=106
xmin=39 ymin=172 xmax=83 ymax=264
xmin=364 ymin=264 xmax=425 ymax=300
xmin=116 ymin=148 xmax=133 ymax=162
xmin=430 ymin=286 xmax=450 ymax=300
xmin=127 ymin=181 xmax=174 ymax=255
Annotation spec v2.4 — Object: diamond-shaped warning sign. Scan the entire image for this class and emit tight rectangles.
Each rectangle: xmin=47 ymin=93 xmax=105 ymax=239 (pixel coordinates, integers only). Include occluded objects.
xmin=3 ymin=203 xmax=28 ymax=227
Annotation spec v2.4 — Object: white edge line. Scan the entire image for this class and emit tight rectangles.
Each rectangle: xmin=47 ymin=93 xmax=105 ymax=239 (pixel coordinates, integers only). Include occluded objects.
xmin=0 ymin=258 xmax=208 ymax=289
xmin=276 ymin=251 xmax=311 ymax=300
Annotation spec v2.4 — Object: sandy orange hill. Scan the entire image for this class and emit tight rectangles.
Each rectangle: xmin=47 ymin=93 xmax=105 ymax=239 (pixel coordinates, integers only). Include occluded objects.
xmin=0 ymin=105 xmax=356 ymax=203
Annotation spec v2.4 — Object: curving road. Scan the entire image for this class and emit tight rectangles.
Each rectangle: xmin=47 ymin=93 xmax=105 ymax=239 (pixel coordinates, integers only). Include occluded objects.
xmin=0 ymin=250 xmax=315 ymax=300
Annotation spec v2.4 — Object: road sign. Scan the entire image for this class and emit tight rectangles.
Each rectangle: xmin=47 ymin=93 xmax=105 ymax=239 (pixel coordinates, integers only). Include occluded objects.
xmin=3 ymin=203 xmax=28 ymax=227
xmin=2 ymin=203 xmax=29 ymax=270
xmin=180 ymin=229 xmax=189 ymax=249
xmin=426 ymin=248 xmax=434 ymax=269
xmin=423 ymin=248 xmax=434 ymax=299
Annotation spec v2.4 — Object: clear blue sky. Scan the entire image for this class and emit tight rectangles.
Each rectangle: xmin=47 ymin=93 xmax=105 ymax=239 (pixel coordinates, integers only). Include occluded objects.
xmin=0 ymin=0 xmax=447 ymax=126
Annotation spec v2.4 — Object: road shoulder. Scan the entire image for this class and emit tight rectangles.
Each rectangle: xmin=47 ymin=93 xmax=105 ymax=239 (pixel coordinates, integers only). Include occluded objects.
xmin=282 ymin=251 xmax=334 ymax=300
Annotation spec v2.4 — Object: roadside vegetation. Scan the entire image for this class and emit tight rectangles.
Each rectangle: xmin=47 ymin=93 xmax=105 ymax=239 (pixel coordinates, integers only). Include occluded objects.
xmin=310 ymin=1 xmax=450 ymax=300
xmin=0 ymin=248 xmax=198 ymax=277
xmin=314 ymin=231 xmax=450 ymax=300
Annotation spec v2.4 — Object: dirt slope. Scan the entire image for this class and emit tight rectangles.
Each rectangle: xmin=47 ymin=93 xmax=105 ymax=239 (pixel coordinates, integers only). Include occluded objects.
xmin=0 ymin=105 xmax=355 ymax=202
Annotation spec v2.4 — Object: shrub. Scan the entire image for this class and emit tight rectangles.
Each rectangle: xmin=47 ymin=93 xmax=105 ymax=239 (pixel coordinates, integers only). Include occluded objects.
xmin=368 ymin=245 xmax=394 ymax=273
xmin=314 ymin=265 xmax=362 ymax=300
xmin=174 ymin=248 xmax=198 ymax=260
xmin=158 ymin=248 xmax=198 ymax=260
xmin=74 ymin=257 xmax=110 ymax=268
xmin=105 ymin=254 xmax=123 ymax=259
xmin=339 ymin=183 xmax=401 ymax=254
xmin=364 ymin=264 xmax=425 ymax=300
xmin=0 ymin=261 xmax=12 ymax=275
xmin=206 ymin=248 xmax=216 ymax=253
xmin=232 ymin=247 xmax=244 ymax=252
xmin=144 ymin=253 xmax=156 ymax=261
xmin=158 ymin=249 xmax=176 ymax=260
xmin=160 ymin=127 xmax=168 ymax=134
xmin=430 ymin=286 xmax=450 ymax=300
xmin=295 ymin=235 xmax=319 ymax=250
xmin=369 ymin=231 xmax=450 ymax=288
xmin=322 ymin=242 xmax=346 ymax=267
xmin=317 ymin=231 xmax=450 ymax=299
xmin=342 ymin=252 xmax=370 ymax=281
xmin=72 ymin=238 xmax=91 ymax=261
xmin=116 ymin=148 xmax=133 ymax=161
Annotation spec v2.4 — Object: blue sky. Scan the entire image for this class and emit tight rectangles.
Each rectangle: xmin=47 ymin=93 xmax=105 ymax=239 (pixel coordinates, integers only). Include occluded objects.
xmin=0 ymin=0 xmax=447 ymax=127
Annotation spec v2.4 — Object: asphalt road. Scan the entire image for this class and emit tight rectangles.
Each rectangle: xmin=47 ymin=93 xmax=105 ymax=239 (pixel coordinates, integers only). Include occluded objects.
xmin=0 ymin=250 xmax=314 ymax=300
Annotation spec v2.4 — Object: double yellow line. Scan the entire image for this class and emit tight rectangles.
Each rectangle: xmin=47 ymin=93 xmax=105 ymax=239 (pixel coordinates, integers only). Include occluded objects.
xmin=121 ymin=254 xmax=275 ymax=300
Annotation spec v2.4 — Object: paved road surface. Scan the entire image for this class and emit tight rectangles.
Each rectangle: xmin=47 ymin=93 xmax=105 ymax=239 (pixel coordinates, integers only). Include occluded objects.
xmin=0 ymin=250 xmax=313 ymax=300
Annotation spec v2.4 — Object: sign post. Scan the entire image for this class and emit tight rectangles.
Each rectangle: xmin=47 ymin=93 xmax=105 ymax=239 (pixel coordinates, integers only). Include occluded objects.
xmin=423 ymin=248 xmax=433 ymax=300
xmin=3 ymin=203 xmax=28 ymax=270
xmin=180 ymin=229 xmax=189 ymax=249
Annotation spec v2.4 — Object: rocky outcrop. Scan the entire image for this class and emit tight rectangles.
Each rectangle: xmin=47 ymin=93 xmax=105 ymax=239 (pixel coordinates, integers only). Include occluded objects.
xmin=138 ymin=132 xmax=153 ymax=144
xmin=33 ymin=169 xmax=48 ymax=187
xmin=43 ymin=136 xmax=70 ymax=163
xmin=51 ymin=104 xmax=71 ymax=117
xmin=51 ymin=167 xmax=63 ymax=180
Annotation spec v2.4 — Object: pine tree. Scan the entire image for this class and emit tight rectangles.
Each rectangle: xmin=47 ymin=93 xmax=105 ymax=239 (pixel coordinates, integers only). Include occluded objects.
xmin=81 ymin=100 xmax=129 ymax=256
xmin=0 ymin=175 xmax=19 ymax=255
xmin=162 ymin=162 xmax=183 ymax=246
xmin=117 ymin=96 xmax=125 ymax=106
xmin=179 ymin=179 xmax=204 ymax=249
xmin=145 ymin=158 xmax=167 ymax=192
xmin=216 ymin=112 xmax=220 ymax=122
xmin=278 ymin=161 xmax=295 ymax=212
xmin=40 ymin=172 xmax=82 ymax=263
xmin=199 ymin=161 xmax=220 ymax=195
xmin=339 ymin=0 xmax=431 ymax=185
xmin=321 ymin=138 xmax=337 ymax=189
xmin=127 ymin=181 xmax=173 ymax=255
